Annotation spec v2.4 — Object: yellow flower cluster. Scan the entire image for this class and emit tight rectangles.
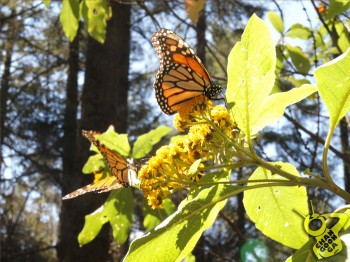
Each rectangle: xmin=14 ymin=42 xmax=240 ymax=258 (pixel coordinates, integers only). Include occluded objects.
xmin=140 ymin=97 xmax=238 ymax=208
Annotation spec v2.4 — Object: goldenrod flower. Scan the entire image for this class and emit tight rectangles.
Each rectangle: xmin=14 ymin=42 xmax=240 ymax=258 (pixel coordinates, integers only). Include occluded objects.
xmin=141 ymin=97 xmax=238 ymax=209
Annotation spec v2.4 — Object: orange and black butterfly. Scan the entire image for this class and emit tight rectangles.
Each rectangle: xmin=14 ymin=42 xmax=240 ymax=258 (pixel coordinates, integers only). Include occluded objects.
xmin=152 ymin=28 xmax=222 ymax=115
xmin=62 ymin=130 xmax=139 ymax=200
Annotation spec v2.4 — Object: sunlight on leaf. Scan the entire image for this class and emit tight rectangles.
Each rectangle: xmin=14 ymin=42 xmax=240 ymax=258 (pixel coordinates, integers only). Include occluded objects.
xmin=326 ymin=0 xmax=350 ymax=20
xmin=268 ymin=11 xmax=284 ymax=34
xmin=226 ymin=14 xmax=276 ymax=139
xmin=78 ymin=188 xmax=134 ymax=245
xmin=125 ymin=177 xmax=238 ymax=262
xmin=286 ymin=24 xmax=312 ymax=40
xmin=94 ymin=127 xmax=131 ymax=157
xmin=142 ymin=198 xmax=175 ymax=231
xmin=132 ymin=126 xmax=171 ymax=159
xmin=43 ymin=0 xmax=51 ymax=7
xmin=286 ymin=44 xmax=311 ymax=74
xmin=243 ymin=162 xmax=308 ymax=249
xmin=59 ymin=0 xmax=79 ymax=42
xmin=314 ymin=48 xmax=350 ymax=129
xmin=187 ymin=159 xmax=201 ymax=178
xmin=252 ymin=84 xmax=317 ymax=134
xmin=335 ymin=21 xmax=350 ymax=53
xmin=82 ymin=154 xmax=105 ymax=174
xmin=80 ymin=0 xmax=112 ymax=43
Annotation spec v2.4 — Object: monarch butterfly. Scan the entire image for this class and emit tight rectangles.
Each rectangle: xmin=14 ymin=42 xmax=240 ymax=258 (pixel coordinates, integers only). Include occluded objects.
xmin=152 ymin=28 xmax=222 ymax=115
xmin=62 ymin=130 xmax=139 ymax=200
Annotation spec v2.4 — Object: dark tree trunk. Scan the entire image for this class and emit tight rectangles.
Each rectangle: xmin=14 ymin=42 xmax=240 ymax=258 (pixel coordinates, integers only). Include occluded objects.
xmin=196 ymin=10 xmax=206 ymax=65
xmin=340 ymin=118 xmax=350 ymax=193
xmin=0 ymin=17 xmax=15 ymax=170
xmin=58 ymin=2 xmax=131 ymax=261
xmin=80 ymin=4 xmax=131 ymax=133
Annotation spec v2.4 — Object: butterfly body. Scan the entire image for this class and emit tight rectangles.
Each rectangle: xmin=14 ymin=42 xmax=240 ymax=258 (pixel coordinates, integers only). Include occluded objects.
xmin=62 ymin=130 xmax=139 ymax=200
xmin=152 ymin=28 xmax=222 ymax=115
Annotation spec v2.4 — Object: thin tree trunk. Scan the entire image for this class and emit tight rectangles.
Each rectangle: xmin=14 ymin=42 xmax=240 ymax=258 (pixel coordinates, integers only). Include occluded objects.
xmin=58 ymin=2 xmax=131 ymax=261
xmin=196 ymin=10 xmax=206 ymax=65
xmin=340 ymin=118 xmax=350 ymax=193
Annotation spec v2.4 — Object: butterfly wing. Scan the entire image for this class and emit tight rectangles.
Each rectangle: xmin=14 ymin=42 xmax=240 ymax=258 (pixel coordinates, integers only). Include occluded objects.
xmin=62 ymin=175 xmax=122 ymax=200
xmin=62 ymin=131 xmax=140 ymax=200
xmin=82 ymin=130 xmax=139 ymax=187
xmin=152 ymin=28 xmax=221 ymax=114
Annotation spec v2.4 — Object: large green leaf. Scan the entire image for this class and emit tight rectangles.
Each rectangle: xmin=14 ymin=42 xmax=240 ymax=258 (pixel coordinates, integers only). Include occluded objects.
xmin=132 ymin=126 xmax=171 ymax=159
xmin=243 ymin=162 xmax=309 ymax=249
xmin=252 ymin=84 xmax=317 ymax=134
xmin=226 ymin=14 xmax=276 ymax=139
xmin=78 ymin=188 xmax=134 ymax=245
xmin=59 ymin=0 xmax=79 ymax=42
xmin=124 ymin=181 xmax=239 ymax=262
xmin=314 ymin=48 xmax=350 ymax=129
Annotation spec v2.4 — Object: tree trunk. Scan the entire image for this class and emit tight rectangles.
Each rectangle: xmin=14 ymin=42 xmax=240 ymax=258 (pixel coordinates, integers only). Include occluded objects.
xmin=340 ymin=118 xmax=350 ymax=192
xmin=0 ymin=11 xmax=15 ymax=171
xmin=196 ymin=10 xmax=206 ymax=65
xmin=58 ymin=2 xmax=131 ymax=261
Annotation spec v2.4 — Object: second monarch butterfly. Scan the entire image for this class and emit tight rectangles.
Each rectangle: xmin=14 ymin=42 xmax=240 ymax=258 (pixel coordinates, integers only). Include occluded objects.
xmin=152 ymin=28 xmax=222 ymax=115
xmin=62 ymin=130 xmax=139 ymax=200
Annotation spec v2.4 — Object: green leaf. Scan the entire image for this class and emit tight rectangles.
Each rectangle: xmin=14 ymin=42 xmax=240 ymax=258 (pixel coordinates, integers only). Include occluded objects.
xmin=286 ymin=24 xmax=312 ymax=40
xmin=182 ymin=253 xmax=196 ymax=262
xmin=82 ymin=154 xmax=105 ymax=174
xmin=267 ymin=11 xmax=284 ymax=34
xmin=287 ymin=77 xmax=311 ymax=87
xmin=80 ymin=0 xmax=112 ymax=43
xmin=243 ymin=162 xmax=309 ymax=249
xmin=286 ymin=240 xmax=316 ymax=262
xmin=132 ymin=126 xmax=171 ymax=159
xmin=94 ymin=128 xmax=131 ymax=157
xmin=78 ymin=188 xmax=134 ymax=246
xmin=272 ymin=45 xmax=284 ymax=94
xmin=335 ymin=21 xmax=350 ymax=53
xmin=252 ymin=84 xmax=317 ymax=134
xmin=125 ymin=179 xmax=239 ymax=262
xmin=240 ymin=239 xmax=269 ymax=262
xmin=226 ymin=14 xmax=276 ymax=139
xmin=314 ymin=48 xmax=350 ymax=128
xmin=275 ymin=44 xmax=284 ymax=76
xmin=43 ymin=0 xmax=51 ymax=7
xmin=187 ymin=159 xmax=201 ymax=178
xmin=59 ymin=0 xmax=79 ymax=42
xmin=286 ymin=44 xmax=311 ymax=74
xmin=142 ymin=198 xmax=176 ymax=231
xmin=326 ymin=0 xmax=350 ymax=20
